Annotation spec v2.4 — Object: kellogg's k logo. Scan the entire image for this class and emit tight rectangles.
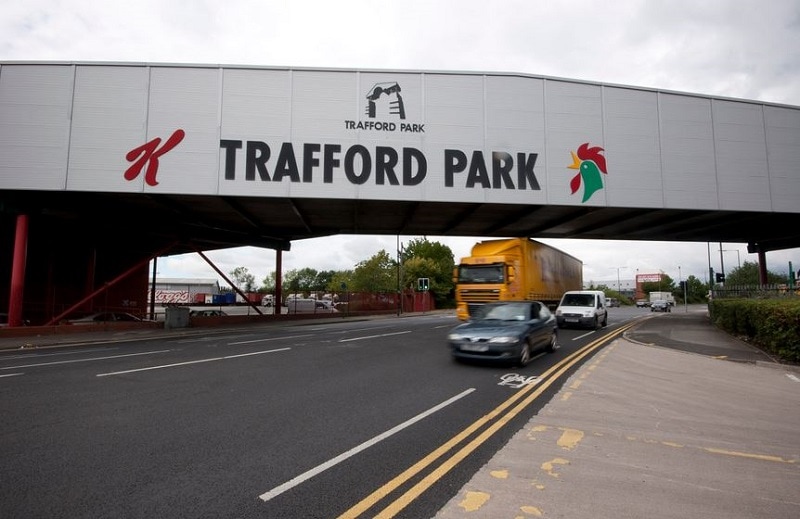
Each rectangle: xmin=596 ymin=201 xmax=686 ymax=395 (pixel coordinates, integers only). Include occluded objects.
xmin=124 ymin=129 xmax=185 ymax=186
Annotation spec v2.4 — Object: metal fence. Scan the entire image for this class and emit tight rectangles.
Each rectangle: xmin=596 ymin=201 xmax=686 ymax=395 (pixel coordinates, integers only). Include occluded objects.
xmin=711 ymin=283 xmax=800 ymax=300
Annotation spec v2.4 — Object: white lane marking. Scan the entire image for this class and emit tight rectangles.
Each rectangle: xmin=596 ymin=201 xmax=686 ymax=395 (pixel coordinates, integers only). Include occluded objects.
xmin=258 ymin=388 xmax=476 ymax=502
xmin=338 ymin=330 xmax=412 ymax=343
xmin=572 ymin=330 xmax=597 ymax=341
xmin=175 ymin=334 xmax=255 ymax=344
xmin=0 ymin=350 xmax=171 ymax=370
xmin=0 ymin=373 xmax=24 ymax=378
xmin=96 ymin=347 xmax=290 ymax=377
xmin=787 ymin=374 xmax=800 ymax=383
xmin=0 ymin=347 xmax=118 ymax=361
xmin=230 ymin=334 xmax=311 ymax=345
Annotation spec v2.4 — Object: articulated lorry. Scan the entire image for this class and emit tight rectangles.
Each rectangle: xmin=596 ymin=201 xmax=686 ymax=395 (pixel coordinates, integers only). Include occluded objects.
xmin=453 ymin=238 xmax=583 ymax=320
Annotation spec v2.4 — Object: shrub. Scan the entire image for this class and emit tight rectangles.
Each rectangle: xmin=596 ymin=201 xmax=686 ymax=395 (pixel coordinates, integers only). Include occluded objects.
xmin=710 ymin=299 xmax=800 ymax=363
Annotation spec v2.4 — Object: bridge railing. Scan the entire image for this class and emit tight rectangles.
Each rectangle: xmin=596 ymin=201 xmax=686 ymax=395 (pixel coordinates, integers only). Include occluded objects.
xmin=711 ymin=283 xmax=800 ymax=300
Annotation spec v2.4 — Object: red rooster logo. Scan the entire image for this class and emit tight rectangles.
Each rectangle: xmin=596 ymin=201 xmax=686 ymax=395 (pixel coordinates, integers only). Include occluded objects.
xmin=568 ymin=143 xmax=608 ymax=202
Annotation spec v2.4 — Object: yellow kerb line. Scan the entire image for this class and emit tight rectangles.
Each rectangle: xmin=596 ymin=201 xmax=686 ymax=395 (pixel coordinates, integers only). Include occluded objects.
xmin=339 ymin=324 xmax=635 ymax=518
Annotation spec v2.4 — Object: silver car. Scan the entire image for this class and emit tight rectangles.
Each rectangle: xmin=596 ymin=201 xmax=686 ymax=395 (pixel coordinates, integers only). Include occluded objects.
xmin=650 ymin=300 xmax=671 ymax=312
xmin=448 ymin=301 xmax=559 ymax=366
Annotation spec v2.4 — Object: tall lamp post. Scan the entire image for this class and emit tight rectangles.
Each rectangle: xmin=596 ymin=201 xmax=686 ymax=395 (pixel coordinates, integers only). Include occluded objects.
xmin=721 ymin=249 xmax=741 ymax=269
xmin=611 ymin=267 xmax=626 ymax=297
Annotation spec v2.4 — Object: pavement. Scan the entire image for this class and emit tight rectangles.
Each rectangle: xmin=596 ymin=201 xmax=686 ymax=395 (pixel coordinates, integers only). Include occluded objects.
xmin=3 ymin=306 xmax=799 ymax=518
xmin=435 ymin=306 xmax=800 ymax=519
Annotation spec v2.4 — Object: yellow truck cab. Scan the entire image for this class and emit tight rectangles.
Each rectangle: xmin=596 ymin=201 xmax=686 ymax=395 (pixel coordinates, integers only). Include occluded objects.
xmin=453 ymin=238 xmax=583 ymax=320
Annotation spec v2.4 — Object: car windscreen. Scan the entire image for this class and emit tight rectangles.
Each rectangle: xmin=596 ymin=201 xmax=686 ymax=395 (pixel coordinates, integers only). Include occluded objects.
xmin=457 ymin=264 xmax=504 ymax=283
xmin=560 ymin=294 xmax=595 ymax=307
xmin=475 ymin=303 xmax=529 ymax=321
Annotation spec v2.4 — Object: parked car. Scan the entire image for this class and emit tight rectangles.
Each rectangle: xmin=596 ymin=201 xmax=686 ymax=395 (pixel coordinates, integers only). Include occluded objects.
xmin=448 ymin=301 xmax=559 ymax=366
xmin=189 ymin=309 xmax=228 ymax=317
xmin=650 ymin=300 xmax=671 ymax=312
xmin=315 ymin=299 xmax=338 ymax=311
xmin=635 ymin=300 xmax=651 ymax=308
xmin=67 ymin=311 xmax=146 ymax=324
xmin=607 ymin=298 xmax=620 ymax=307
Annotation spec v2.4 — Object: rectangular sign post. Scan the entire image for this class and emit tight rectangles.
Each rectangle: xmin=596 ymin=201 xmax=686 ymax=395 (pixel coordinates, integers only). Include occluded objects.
xmin=417 ymin=277 xmax=429 ymax=313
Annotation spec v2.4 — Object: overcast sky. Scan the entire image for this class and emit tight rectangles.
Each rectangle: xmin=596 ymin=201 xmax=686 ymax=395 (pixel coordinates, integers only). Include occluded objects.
xmin=3 ymin=0 xmax=799 ymax=286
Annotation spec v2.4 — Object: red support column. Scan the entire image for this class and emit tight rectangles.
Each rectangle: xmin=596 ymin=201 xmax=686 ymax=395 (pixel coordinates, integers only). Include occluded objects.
xmin=8 ymin=214 xmax=29 ymax=327
xmin=275 ymin=250 xmax=282 ymax=316
xmin=758 ymin=249 xmax=768 ymax=285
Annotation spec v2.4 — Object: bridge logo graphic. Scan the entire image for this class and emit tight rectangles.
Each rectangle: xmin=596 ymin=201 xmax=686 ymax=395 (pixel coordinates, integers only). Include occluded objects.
xmin=568 ymin=142 xmax=608 ymax=203
xmin=365 ymin=82 xmax=406 ymax=120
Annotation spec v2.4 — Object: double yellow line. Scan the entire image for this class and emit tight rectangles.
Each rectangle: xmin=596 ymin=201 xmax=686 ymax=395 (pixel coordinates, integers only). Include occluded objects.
xmin=339 ymin=323 xmax=636 ymax=518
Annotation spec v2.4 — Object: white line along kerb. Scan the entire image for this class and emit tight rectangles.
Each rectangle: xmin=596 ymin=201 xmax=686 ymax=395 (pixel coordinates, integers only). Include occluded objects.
xmin=258 ymin=388 xmax=476 ymax=502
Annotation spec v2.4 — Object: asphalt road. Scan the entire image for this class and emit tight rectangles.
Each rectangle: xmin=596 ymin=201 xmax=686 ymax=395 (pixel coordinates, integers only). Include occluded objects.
xmin=0 ymin=308 xmax=679 ymax=518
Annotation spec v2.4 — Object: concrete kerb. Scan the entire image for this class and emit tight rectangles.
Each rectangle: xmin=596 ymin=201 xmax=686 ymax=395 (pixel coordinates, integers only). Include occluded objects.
xmin=622 ymin=318 xmax=800 ymax=374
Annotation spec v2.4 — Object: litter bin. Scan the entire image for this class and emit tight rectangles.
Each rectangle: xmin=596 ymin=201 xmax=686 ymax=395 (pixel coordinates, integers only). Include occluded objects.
xmin=164 ymin=306 xmax=190 ymax=329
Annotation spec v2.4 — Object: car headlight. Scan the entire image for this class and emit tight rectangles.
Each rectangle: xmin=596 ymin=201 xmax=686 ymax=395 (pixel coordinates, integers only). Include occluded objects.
xmin=489 ymin=336 xmax=519 ymax=344
xmin=448 ymin=333 xmax=466 ymax=341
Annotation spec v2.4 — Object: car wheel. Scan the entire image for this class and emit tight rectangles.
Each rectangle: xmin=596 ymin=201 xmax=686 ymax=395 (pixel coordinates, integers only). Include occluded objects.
xmin=546 ymin=333 xmax=559 ymax=353
xmin=602 ymin=313 xmax=608 ymax=327
xmin=518 ymin=339 xmax=532 ymax=367
xmin=592 ymin=316 xmax=599 ymax=330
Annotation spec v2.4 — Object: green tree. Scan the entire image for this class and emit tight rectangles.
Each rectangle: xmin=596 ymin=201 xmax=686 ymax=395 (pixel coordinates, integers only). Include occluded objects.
xmin=327 ymin=270 xmax=354 ymax=294
xmin=261 ymin=271 xmax=276 ymax=293
xmin=229 ymin=266 xmax=256 ymax=292
xmin=282 ymin=269 xmax=302 ymax=294
xmin=403 ymin=238 xmax=456 ymax=307
xmin=724 ymin=260 xmax=785 ymax=286
xmin=684 ymin=275 xmax=709 ymax=303
xmin=314 ymin=270 xmax=336 ymax=293
xmin=351 ymin=250 xmax=395 ymax=292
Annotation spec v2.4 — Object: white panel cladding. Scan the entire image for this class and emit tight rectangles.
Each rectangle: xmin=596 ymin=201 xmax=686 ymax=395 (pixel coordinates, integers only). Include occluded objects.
xmin=544 ymin=80 xmax=605 ymax=206
xmin=288 ymin=70 xmax=358 ymax=200
xmin=221 ymin=68 xmax=291 ymax=140
xmin=712 ymin=100 xmax=770 ymax=211
xmin=659 ymin=94 xmax=719 ymax=209
xmin=602 ymin=87 xmax=662 ymax=207
xmin=218 ymin=68 xmax=292 ymax=198
xmin=67 ymin=66 xmax=149 ymax=192
xmin=764 ymin=106 xmax=800 ymax=213
xmin=349 ymin=71 xmax=426 ymax=203
xmin=0 ymin=62 xmax=798 ymax=215
xmin=146 ymin=67 xmax=221 ymax=195
xmin=0 ymin=64 xmax=73 ymax=189
xmin=483 ymin=75 xmax=547 ymax=205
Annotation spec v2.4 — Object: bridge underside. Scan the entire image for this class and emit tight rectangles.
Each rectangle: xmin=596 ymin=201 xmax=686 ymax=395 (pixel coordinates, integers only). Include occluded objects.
xmin=3 ymin=190 xmax=800 ymax=255
xmin=2 ymin=189 xmax=800 ymax=326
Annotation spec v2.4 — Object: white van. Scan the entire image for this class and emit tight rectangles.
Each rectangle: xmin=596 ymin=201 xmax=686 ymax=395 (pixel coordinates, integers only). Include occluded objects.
xmin=555 ymin=290 xmax=608 ymax=329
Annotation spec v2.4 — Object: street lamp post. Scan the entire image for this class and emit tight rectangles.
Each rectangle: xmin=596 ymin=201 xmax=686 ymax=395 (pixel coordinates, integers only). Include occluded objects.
xmin=611 ymin=267 xmax=626 ymax=297
xmin=721 ymin=249 xmax=741 ymax=269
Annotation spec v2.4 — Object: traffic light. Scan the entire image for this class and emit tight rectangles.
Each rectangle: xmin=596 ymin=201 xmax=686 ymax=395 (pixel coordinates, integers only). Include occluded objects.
xmin=679 ymin=281 xmax=687 ymax=291
xmin=417 ymin=277 xmax=430 ymax=291
xmin=715 ymin=273 xmax=725 ymax=283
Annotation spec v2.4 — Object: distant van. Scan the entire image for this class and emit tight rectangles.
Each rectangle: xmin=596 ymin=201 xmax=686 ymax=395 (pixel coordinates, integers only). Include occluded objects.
xmin=555 ymin=290 xmax=608 ymax=329
xmin=285 ymin=298 xmax=317 ymax=313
